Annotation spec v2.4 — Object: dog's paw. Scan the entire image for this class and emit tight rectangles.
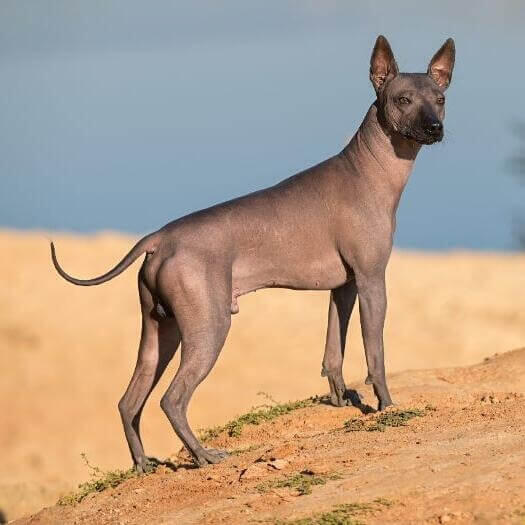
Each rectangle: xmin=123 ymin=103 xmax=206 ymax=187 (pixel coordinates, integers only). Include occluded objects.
xmin=326 ymin=375 xmax=349 ymax=407
xmin=135 ymin=457 xmax=159 ymax=474
xmin=195 ymin=448 xmax=230 ymax=467
xmin=377 ymin=400 xmax=395 ymax=412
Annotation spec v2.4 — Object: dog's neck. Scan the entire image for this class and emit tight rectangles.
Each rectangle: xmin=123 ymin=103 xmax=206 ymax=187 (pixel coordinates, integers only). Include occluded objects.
xmin=341 ymin=102 xmax=421 ymax=211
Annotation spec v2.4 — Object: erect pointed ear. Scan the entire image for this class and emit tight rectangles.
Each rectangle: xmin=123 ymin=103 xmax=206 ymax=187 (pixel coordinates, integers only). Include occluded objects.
xmin=370 ymin=35 xmax=399 ymax=94
xmin=427 ymin=38 xmax=455 ymax=90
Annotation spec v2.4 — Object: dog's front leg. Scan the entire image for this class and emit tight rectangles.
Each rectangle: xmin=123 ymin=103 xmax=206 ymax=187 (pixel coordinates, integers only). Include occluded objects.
xmin=322 ymin=281 xmax=357 ymax=407
xmin=355 ymin=270 xmax=393 ymax=411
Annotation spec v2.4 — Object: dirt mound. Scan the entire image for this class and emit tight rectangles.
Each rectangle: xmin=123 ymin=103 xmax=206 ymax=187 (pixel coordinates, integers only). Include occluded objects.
xmin=16 ymin=349 xmax=525 ymax=525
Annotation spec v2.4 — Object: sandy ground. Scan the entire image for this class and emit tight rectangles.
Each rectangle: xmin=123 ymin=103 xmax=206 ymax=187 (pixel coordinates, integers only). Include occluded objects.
xmin=15 ymin=349 xmax=525 ymax=524
xmin=2 ymin=230 xmax=525 ymax=522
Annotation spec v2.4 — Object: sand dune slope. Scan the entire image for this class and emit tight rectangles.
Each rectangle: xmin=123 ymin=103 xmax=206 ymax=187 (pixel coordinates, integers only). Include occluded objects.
xmin=16 ymin=349 xmax=525 ymax=524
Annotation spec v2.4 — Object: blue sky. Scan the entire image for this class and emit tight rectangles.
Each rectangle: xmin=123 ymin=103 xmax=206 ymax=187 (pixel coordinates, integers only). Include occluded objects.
xmin=1 ymin=1 xmax=525 ymax=249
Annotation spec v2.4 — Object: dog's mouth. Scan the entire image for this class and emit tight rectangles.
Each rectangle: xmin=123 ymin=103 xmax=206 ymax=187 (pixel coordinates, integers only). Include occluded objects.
xmin=401 ymin=128 xmax=443 ymax=145
xmin=414 ymin=135 xmax=443 ymax=145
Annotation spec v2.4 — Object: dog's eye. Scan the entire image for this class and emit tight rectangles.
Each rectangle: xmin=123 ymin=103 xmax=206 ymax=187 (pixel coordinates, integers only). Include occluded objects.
xmin=437 ymin=97 xmax=445 ymax=105
xmin=398 ymin=96 xmax=411 ymax=105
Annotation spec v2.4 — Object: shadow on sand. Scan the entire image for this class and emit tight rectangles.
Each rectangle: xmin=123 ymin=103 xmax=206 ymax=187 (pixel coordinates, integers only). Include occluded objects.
xmin=318 ymin=389 xmax=376 ymax=414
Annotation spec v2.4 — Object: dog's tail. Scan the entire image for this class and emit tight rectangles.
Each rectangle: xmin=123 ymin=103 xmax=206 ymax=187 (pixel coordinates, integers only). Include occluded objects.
xmin=50 ymin=232 xmax=160 ymax=286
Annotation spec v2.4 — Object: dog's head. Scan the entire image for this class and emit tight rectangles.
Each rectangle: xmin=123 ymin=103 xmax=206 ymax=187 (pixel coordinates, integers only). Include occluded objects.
xmin=370 ymin=35 xmax=455 ymax=145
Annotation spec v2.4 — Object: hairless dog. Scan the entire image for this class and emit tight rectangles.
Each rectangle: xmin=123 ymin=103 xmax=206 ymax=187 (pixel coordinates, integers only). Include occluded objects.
xmin=51 ymin=36 xmax=455 ymax=470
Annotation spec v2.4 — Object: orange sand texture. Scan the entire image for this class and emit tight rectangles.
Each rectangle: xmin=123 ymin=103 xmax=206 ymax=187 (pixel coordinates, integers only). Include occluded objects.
xmin=1 ymin=230 xmax=525 ymax=522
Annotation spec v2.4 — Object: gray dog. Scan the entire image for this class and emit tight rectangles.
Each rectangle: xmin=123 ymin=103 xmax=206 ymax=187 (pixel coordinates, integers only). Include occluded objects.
xmin=51 ymin=35 xmax=455 ymax=470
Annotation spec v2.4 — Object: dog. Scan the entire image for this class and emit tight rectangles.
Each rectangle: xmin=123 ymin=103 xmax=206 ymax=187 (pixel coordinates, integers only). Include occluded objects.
xmin=51 ymin=35 xmax=455 ymax=470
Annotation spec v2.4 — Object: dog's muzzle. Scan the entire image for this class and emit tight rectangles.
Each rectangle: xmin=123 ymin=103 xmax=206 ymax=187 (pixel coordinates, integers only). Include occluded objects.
xmin=402 ymin=125 xmax=443 ymax=145
xmin=424 ymin=120 xmax=443 ymax=142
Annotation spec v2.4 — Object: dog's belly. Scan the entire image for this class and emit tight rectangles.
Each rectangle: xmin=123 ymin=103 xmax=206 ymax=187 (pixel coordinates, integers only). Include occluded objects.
xmin=231 ymin=251 xmax=350 ymax=312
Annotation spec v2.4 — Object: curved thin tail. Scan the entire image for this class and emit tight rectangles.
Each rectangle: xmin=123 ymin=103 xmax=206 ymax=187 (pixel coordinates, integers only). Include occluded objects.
xmin=50 ymin=233 xmax=159 ymax=286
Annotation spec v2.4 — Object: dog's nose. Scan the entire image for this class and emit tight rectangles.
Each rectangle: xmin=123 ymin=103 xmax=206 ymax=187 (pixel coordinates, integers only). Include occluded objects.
xmin=426 ymin=121 xmax=443 ymax=135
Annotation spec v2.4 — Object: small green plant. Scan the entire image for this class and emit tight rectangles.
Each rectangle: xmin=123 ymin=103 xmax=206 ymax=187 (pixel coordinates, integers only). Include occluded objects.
xmin=57 ymin=453 xmax=140 ymax=505
xmin=257 ymin=470 xmax=341 ymax=496
xmin=273 ymin=498 xmax=393 ymax=524
xmin=344 ymin=407 xmax=429 ymax=433
xmin=372 ymin=497 xmax=393 ymax=508
xmin=199 ymin=393 xmax=321 ymax=442
xmin=343 ymin=418 xmax=366 ymax=432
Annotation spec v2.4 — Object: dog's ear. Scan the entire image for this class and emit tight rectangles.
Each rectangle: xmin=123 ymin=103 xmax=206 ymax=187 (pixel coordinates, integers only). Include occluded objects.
xmin=427 ymin=38 xmax=455 ymax=90
xmin=370 ymin=35 xmax=399 ymax=94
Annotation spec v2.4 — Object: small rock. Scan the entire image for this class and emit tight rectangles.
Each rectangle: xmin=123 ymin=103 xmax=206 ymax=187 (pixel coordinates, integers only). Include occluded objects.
xmin=305 ymin=462 xmax=332 ymax=475
xmin=260 ymin=443 xmax=298 ymax=461
xmin=134 ymin=488 xmax=145 ymax=494
xmin=239 ymin=464 xmax=267 ymax=481
xmin=439 ymin=514 xmax=452 ymax=523
xmin=268 ymin=459 xmax=288 ymax=470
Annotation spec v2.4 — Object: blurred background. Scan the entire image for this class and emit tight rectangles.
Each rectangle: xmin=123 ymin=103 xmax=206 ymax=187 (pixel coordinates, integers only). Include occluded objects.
xmin=2 ymin=2 xmax=525 ymax=523
xmin=1 ymin=0 xmax=525 ymax=249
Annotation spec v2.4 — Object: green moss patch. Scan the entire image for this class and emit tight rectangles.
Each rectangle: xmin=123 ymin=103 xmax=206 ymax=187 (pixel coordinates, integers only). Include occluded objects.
xmin=199 ymin=393 xmax=321 ymax=442
xmin=257 ymin=470 xmax=342 ymax=496
xmin=57 ymin=453 xmax=142 ymax=505
xmin=274 ymin=498 xmax=393 ymax=524
xmin=344 ymin=406 xmax=434 ymax=433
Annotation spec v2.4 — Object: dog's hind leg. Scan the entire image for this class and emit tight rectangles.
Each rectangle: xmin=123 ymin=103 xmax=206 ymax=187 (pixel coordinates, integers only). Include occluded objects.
xmin=118 ymin=276 xmax=180 ymax=473
xmin=160 ymin=316 xmax=231 ymax=466
xmin=159 ymin=266 xmax=231 ymax=467
xmin=322 ymin=280 xmax=357 ymax=407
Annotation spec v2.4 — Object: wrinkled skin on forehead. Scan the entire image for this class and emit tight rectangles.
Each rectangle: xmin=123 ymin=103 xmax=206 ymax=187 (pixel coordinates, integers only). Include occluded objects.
xmin=378 ymin=73 xmax=446 ymax=145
